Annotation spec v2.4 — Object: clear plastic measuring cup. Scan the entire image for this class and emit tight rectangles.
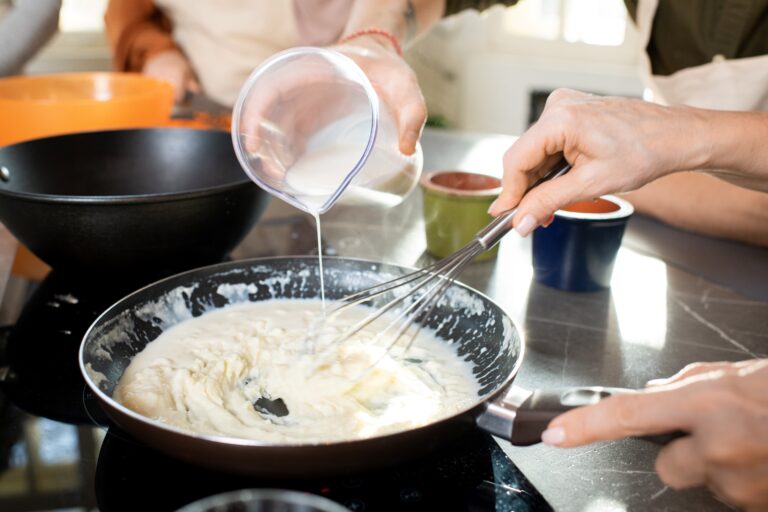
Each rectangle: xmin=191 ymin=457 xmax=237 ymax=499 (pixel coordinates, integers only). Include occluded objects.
xmin=231 ymin=47 xmax=423 ymax=214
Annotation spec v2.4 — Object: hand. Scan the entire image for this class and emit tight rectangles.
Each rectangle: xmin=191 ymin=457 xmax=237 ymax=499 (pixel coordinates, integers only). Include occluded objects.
xmin=488 ymin=89 xmax=710 ymax=236
xmin=541 ymin=359 xmax=768 ymax=511
xmin=335 ymin=35 xmax=427 ymax=156
xmin=236 ymin=38 xmax=426 ymax=182
xmin=142 ymin=49 xmax=201 ymax=104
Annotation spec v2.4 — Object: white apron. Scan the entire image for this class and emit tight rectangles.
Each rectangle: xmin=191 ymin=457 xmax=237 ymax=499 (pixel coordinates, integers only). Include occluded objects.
xmin=637 ymin=0 xmax=768 ymax=111
xmin=155 ymin=0 xmax=298 ymax=107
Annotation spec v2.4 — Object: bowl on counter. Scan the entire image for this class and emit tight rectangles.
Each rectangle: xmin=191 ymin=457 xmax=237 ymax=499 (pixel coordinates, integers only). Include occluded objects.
xmin=532 ymin=195 xmax=634 ymax=292
xmin=0 ymin=72 xmax=174 ymax=147
xmin=0 ymin=128 xmax=269 ymax=276
xmin=420 ymin=170 xmax=502 ymax=262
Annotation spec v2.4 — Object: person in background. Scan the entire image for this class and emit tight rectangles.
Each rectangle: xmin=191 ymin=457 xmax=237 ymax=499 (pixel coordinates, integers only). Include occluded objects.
xmin=336 ymin=1 xmax=768 ymax=509
xmin=338 ymin=0 xmax=768 ymax=247
xmin=104 ymin=0 xmax=356 ymax=106
xmin=0 ymin=0 xmax=61 ymax=76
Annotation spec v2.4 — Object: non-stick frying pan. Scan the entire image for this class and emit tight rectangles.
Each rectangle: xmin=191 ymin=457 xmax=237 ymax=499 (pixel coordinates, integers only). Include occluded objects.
xmin=0 ymin=128 xmax=269 ymax=275
xmin=80 ymin=256 xmax=672 ymax=477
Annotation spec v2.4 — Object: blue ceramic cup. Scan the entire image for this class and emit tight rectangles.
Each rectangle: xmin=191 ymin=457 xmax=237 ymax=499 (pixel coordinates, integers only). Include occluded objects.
xmin=532 ymin=195 xmax=634 ymax=292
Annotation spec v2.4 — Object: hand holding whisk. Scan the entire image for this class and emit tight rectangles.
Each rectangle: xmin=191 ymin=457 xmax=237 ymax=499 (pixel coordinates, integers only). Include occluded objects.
xmin=310 ymin=155 xmax=572 ymax=370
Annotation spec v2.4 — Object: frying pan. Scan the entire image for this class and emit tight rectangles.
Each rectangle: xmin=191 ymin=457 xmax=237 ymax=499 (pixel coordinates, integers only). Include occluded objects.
xmin=0 ymin=128 xmax=269 ymax=275
xmin=80 ymin=256 xmax=671 ymax=477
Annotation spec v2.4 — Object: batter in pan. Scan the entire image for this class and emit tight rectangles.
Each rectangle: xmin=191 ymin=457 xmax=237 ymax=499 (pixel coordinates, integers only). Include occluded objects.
xmin=114 ymin=299 xmax=479 ymax=443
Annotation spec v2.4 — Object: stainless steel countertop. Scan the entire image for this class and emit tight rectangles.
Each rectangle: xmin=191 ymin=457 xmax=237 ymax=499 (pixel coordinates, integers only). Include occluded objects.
xmin=235 ymin=128 xmax=768 ymax=511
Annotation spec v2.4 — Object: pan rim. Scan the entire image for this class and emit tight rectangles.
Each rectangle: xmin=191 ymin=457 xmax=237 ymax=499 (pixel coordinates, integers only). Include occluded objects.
xmin=0 ymin=128 xmax=256 ymax=204
xmin=0 ymin=179 xmax=256 ymax=205
xmin=79 ymin=255 xmax=524 ymax=449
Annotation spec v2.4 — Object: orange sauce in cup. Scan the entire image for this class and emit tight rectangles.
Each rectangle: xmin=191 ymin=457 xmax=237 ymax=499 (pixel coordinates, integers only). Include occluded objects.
xmin=562 ymin=198 xmax=621 ymax=214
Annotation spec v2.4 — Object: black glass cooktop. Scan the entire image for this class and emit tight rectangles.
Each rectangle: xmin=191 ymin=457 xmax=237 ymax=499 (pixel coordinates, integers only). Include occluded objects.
xmin=0 ymin=216 xmax=551 ymax=512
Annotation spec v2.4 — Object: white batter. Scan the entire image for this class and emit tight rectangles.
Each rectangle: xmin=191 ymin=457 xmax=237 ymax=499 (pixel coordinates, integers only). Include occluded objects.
xmin=114 ymin=299 xmax=479 ymax=443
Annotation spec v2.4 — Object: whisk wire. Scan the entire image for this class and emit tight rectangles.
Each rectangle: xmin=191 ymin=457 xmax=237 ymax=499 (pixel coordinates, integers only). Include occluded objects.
xmin=356 ymin=241 xmax=483 ymax=374
xmin=394 ymin=243 xmax=484 ymax=357
xmin=313 ymin=156 xmax=572 ymax=371
xmin=328 ymin=243 xmax=479 ymax=345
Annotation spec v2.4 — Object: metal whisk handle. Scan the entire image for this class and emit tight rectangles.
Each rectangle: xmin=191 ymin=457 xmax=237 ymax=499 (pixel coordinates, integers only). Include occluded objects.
xmin=476 ymin=156 xmax=572 ymax=249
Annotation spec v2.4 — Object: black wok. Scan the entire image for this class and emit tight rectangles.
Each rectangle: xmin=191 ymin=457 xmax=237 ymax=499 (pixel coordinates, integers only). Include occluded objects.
xmin=79 ymin=256 xmax=672 ymax=477
xmin=0 ymin=128 xmax=269 ymax=274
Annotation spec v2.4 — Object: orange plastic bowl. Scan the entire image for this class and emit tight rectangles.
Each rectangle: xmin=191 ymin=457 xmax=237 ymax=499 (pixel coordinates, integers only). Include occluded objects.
xmin=0 ymin=72 xmax=174 ymax=146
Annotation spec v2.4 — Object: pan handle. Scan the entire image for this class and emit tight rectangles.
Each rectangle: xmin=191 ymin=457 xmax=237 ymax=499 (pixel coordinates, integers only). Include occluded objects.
xmin=475 ymin=386 xmax=684 ymax=446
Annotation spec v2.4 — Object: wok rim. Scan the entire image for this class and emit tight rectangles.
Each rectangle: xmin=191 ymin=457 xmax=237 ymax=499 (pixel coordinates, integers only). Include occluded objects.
xmin=0 ymin=128 xmax=255 ymax=205
xmin=79 ymin=255 xmax=525 ymax=449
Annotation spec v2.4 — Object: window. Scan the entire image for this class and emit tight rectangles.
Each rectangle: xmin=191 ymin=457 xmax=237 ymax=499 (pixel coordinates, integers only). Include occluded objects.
xmin=502 ymin=0 xmax=628 ymax=46
xmin=59 ymin=0 xmax=108 ymax=32
xmin=487 ymin=0 xmax=639 ymax=65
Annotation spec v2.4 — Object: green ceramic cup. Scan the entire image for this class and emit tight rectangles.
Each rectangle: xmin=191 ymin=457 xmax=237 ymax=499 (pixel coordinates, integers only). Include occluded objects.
xmin=420 ymin=171 xmax=502 ymax=261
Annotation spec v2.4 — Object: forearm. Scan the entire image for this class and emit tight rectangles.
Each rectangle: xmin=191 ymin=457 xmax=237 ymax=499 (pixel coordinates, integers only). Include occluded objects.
xmin=341 ymin=0 xmax=446 ymax=45
xmin=624 ymin=172 xmax=768 ymax=247
xmin=0 ymin=0 xmax=61 ymax=76
xmin=686 ymin=109 xmax=768 ymax=192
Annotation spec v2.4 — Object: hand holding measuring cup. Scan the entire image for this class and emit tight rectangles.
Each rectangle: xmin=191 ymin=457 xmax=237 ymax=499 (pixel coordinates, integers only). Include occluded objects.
xmin=334 ymin=35 xmax=427 ymax=157
xmin=232 ymin=47 xmax=423 ymax=214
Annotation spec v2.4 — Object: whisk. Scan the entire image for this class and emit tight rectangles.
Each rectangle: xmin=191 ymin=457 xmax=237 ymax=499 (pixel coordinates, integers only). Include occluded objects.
xmin=319 ymin=156 xmax=572 ymax=363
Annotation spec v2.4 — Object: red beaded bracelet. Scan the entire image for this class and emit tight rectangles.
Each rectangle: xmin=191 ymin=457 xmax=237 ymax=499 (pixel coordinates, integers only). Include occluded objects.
xmin=338 ymin=28 xmax=403 ymax=56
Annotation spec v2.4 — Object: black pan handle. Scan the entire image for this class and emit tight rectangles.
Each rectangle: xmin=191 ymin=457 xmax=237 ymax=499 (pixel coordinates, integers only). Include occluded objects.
xmin=476 ymin=386 xmax=685 ymax=446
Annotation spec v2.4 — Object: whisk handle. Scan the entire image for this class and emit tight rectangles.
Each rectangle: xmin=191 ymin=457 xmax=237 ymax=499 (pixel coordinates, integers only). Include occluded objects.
xmin=476 ymin=156 xmax=572 ymax=249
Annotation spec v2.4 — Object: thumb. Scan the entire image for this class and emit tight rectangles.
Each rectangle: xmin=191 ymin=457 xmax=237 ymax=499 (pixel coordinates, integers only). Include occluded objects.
xmin=512 ymin=170 xmax=591 ymax=237
xmin=397 ymin=96 xmax=427 ymax=156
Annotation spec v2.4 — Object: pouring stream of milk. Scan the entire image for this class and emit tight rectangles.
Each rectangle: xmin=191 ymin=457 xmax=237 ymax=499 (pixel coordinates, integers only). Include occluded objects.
xmin=312 ymin=212 xmax=326 ymax=315
xmin=285 ymin=145 xmax=416 ymax=314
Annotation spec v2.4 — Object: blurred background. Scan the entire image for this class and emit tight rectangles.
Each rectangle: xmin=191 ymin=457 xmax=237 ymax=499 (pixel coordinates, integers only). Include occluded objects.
xmin=26 ymin=0 xmax=643 ymax=135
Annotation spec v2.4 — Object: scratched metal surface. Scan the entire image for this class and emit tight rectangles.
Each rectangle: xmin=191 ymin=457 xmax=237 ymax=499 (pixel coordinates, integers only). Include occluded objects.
xmin=257 ymin=128 xmax=764 ymax=512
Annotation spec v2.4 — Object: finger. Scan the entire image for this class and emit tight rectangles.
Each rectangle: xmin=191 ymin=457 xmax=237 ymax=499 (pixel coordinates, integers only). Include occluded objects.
xmin=647 ymin=361 xmax=734 ymax=387
xmin=542 ymin=387 xmax=696 ymax=447
xmin=397 ymin=97 xmax=427 ymax=156
xmin=490 ymin=119 xmax=568 ymax=217
xmin=655 ymin=437 xmax=706 ymax=489
xmin=647 ymin=359 xmax=760 ymax=387
xmin=709 ymin=462 xmax=768 ymax=511
xmin=511 ymin=170 xmax=595 ymax=236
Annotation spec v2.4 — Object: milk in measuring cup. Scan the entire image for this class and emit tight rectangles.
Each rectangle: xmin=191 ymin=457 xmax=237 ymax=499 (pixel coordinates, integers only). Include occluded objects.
xmin=285 ymin=144 xmax=419 ymax=212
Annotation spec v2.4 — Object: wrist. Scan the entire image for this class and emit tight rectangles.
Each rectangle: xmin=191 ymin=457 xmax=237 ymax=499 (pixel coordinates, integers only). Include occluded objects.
xmin=687 ymin=107 xmax=725 ymax=172
xmin=658 ymin=105 xmax=715 ymax=174
xmin=708 ymin=111 xmax=768 ymax=175
xmin=339 ymin=28 xmax=403 ymax=56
